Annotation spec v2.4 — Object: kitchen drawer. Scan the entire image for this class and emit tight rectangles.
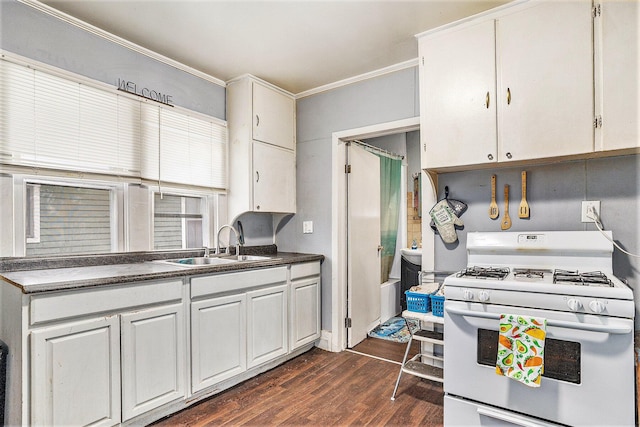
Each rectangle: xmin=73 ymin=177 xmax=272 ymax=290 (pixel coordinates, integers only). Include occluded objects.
xmin=30 ymin=279 xmax=183 ymax=326
xmin=191 ymin=267 xmax=287 ymax=299
xmin=290 ymin=262 xmax=320 ymax=281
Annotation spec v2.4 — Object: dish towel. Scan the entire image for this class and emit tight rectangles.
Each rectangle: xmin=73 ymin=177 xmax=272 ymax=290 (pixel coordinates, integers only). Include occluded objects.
xmin=495 ymin=314 xmax=547 ymax=387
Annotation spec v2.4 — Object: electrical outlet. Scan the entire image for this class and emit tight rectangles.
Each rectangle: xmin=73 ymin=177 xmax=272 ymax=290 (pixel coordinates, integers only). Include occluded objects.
xmin=303 ymin=221 xmax=313 ymax=234
xmin=581 ymin=201 xmax=601 ymax=223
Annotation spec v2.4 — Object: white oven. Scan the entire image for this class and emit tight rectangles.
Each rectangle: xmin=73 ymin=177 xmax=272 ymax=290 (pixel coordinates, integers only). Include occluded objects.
xmin=442 ymin=231 xmax=636 ymax=427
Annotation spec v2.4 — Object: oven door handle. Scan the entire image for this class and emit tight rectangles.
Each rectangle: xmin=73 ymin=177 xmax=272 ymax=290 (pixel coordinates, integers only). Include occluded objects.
xmin=477 ymin=407 xmax=552 ymax=427
xmin=445 ymin=306 xmax=632 ymax=334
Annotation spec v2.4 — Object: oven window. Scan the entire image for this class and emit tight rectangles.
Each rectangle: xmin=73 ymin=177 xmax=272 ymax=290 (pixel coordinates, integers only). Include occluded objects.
xmin=477 ymin=329 xmax=581 ymax=384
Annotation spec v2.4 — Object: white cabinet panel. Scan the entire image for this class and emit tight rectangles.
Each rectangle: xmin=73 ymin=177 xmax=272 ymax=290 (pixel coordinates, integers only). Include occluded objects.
xmin=421 ymin=20 xmax=497 ymax=169
xmin=253 ymin=142 xmax=296 ymax=213
xmin=599 ymin=0 xmax=640 ymax=151
xmin=247 ymin=284 xmax=288 ymax=368
xmin=289 ymin=275 xmax=321 ymax=350
xmin=31 ymin=316 xmax=121 ymax=427
xmin=497 ymin=1 xmax=594 ymax=161
xmin=191 ymin=293 xmax=246 ymax=392
xmin=253 ymin=81 xmax=295 ymax=150
xmin=121 ymin=303 xmax=186 ymax=421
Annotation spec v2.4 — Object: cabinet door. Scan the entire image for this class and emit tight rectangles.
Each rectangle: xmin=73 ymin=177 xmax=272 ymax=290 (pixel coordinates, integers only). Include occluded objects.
xmin=497 ymin=1 xmax=594 ymax=161
xmin=252 ymin=81 xmax=295 ymax=150
xmin=121 ymin=303 xmax=185 ymax=421
xmin=599 ymin=0 xmax=640 ymax=151
xmin=420 ymin=19 xmax=497 ymax=169
xmin=247 ymin=284 xmax=288 ymax=368
xmin=289 ymin=276 xmax=321 ymax=350
xmin=31 ymin=316 xmax=121 ymax=427
xmin=253 ymin=142 xmax=296 ymax=213
xmin=191 ymin=293 xmax=247 ymax=392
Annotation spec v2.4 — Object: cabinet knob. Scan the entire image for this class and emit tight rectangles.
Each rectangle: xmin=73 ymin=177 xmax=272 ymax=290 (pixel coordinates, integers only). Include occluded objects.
xmin=256 ymin=171 xmax=260 ymax=182
xmin=485 ymin=92 xmax=490 ymax=109
xmin=487 ymin=154 xmax=494 ymax=160
xmin=507 ymin=88 xmax=511 ymax=105
xmin=506 ymin=152 xmax=513 ymax=159
xmin=255 ymin=115 xmax=260 ymax=127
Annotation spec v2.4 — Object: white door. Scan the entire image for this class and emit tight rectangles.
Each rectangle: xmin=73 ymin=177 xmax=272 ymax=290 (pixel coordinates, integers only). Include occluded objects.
xmin=347 ymin=143 xmax=381 ymax=347
xmin=31 ymin=316 xmax=121 ymax=427
xmin=120 ymin=303 xmax=186 ymax=421
xmin=191 ymin=293 xmax=247 ymax=392
xmin=497 ymin=1 xmax=594 ymax=161
xmin=252 ymin=81 xmax=295 ymax=150
xmin=252 ymin=141 xmax=296 ymax=213
xmin=420 ymin=19 xmax=497 ymax=169
xmin=247 ymin=283 xmax=289 ymax=367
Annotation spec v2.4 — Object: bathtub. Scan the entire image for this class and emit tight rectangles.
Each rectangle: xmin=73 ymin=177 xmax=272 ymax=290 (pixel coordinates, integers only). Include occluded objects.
xmin=380 ymin=279 xmax=401 ymax=323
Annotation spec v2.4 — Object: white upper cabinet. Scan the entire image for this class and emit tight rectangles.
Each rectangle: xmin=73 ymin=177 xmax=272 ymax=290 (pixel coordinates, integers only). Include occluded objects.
xmin=227 ymin=75 xmax=296 ymax=220
xmin=420 ymin=20 xmax=497 ymax=169
xmin=252 ymin=81 xmax=295 ymax=150
xmin=597 ymin=0 xmax=640 ymax=151
xmin=420 ymin=1 xmax=595 ymax=170
xmin=497 ymin=1 xmax=594 ymax=162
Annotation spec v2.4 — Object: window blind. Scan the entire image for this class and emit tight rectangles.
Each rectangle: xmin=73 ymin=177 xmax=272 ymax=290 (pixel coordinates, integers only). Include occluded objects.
xmin=141 ymin=105 xmax=228 ymax=189
xmin=1 ymin=59 xmax=226 ymax=188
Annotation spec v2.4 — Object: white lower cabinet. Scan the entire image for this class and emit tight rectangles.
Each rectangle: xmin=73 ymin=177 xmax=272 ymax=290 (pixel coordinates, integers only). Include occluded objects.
xmin=289 ymin=262 xmax=321 ymax=351
xmin=120 ymin=303 xmax=186 ymax=421
xmin=191 ymin=293 xmax=247 ymax=392
xmin=247 ymin=284 xmax=289 ymax=367
xmin=31 ymin=315 xmax=121 ymax=427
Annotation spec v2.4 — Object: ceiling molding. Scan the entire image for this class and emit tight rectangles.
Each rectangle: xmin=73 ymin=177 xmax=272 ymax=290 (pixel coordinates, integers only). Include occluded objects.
xmin=18 ymin=0 xmax=227 ymax=88
xmin=295 ymin=58 xmax=419 ymax=99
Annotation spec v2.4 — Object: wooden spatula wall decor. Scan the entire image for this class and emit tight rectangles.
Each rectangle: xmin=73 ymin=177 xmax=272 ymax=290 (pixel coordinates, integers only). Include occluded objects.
xmin=489 ymin=174 xmax=499 ymax=219
xmin=519 ymin=171 xmax=530 ymax=218
xmin=501 ymin=184 xmax=512 ymax=230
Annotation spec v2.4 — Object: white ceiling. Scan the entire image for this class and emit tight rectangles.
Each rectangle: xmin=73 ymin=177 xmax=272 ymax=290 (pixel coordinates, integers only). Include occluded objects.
xmin=39 ymin=0 xmax=509 ymax=95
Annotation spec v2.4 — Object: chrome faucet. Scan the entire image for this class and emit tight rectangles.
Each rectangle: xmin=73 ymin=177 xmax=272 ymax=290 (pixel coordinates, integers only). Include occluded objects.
xmin=203 ymin=246 xmax=210 ymax=257
xmin=216 ymin=224 xmax=241 ymax=256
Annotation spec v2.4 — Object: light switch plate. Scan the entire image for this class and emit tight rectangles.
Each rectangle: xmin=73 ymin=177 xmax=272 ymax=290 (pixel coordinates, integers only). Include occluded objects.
xmin=303 ymin=221 xmax=313 ymax=234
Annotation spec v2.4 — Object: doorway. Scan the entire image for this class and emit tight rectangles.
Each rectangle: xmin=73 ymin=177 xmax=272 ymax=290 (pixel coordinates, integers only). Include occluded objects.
xmin=330 ymin=117 xmax=437 ymax=353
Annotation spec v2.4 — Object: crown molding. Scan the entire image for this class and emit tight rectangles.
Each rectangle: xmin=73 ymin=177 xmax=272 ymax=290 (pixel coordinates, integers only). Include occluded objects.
xmin=18 ymin=0 xmax=226 ymax=88
xmin=295 ymin=58 xmax=419 ymax=99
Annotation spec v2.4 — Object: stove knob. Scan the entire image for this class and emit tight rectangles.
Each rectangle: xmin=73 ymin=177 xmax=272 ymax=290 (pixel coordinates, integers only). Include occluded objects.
xmin=463 ymin=290 xmax=475 ymax=301
xmin=589 ymin=300 xmax=606 ymax=314
xmin=478 ymin=290 xmax=490 ymax=302
xmin=567 ymin=298 xmax=583 ymax=312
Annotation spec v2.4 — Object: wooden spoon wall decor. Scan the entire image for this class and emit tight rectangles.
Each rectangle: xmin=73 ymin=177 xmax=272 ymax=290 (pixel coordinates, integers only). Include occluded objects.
xmin=519 ymin=171 xmax=530 ymax=218
xmin=501 ymin=184 xmax=512 ymax=230
xmin=489 ymin=174 xmax=499 ymax=219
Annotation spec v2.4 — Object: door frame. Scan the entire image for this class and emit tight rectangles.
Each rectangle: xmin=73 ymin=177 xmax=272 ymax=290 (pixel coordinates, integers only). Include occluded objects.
xmin=330 ymin=116 xmax=436 ymax=352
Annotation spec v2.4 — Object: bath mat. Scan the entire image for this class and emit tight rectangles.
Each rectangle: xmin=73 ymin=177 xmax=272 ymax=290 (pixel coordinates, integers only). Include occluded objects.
xmin=368 ymin=317 xmax=419 ymax=343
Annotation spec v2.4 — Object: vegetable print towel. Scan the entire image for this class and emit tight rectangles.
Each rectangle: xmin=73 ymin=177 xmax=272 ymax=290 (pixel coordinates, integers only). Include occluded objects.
xmin=495 ymin=314 xmax=546 ymax=387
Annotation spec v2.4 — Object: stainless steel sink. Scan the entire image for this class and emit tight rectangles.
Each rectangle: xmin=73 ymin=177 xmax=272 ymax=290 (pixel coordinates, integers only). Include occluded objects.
xmin=224 ymin=255 xmax=278 ymax=262
xmin=158 ymin=256 xmax=238 ymax=267
xmin=155 ymin=254 xmax=278 ymax=268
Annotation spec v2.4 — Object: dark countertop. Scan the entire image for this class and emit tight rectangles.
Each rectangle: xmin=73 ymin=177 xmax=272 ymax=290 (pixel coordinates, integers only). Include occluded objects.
xmin=0 ymin=248 xmax=323 ymax=294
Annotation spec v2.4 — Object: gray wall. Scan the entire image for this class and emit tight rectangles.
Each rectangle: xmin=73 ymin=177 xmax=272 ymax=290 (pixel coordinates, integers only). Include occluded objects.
xmin=434 ymin=156 xmax=640 ymax=326
xmin=278 ymin=67 xmax=420 ymax=331
xmin=0 ymin=0 xmax=225 ymax=119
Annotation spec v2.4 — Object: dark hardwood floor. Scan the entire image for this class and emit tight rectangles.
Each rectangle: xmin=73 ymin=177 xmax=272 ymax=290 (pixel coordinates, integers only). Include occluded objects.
xmin=152 ymin=342 xmax=443 ymax=426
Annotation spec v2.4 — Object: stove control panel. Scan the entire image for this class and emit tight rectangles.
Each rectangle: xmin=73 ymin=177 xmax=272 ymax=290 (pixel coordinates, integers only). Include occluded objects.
xmin=445 ymin=287 xmax=634 ymax=318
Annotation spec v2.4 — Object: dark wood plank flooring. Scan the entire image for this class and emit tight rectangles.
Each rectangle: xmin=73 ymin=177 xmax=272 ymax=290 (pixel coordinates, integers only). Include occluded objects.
xmin=350 ymin=336 xmax=421 ymax=364
xmin=152 ymin=345 xmax=443 ymax=426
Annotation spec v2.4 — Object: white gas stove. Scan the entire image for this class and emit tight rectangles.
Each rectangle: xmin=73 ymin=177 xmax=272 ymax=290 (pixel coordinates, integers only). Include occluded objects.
xmin=443 ymin=231 xmax=635 ymax=427
xmin=445 ymin=231 xmax=634 ymax=318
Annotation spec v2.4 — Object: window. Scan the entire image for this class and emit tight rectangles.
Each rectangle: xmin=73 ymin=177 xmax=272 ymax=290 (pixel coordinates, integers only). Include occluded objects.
xmin=25 ymin=183 xmax=114 ymax=256
xmin=153 ymin=193 xmax=205 ymax=250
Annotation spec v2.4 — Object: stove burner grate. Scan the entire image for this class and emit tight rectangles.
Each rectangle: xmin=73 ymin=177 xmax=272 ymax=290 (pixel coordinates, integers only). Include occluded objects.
xmin=553 ymin=269 xmax=613 ymax=287
xmin=457 ymin=266 xmax=510 ymax=280
xmin=513 ymin=268 xmax=550 ymax=279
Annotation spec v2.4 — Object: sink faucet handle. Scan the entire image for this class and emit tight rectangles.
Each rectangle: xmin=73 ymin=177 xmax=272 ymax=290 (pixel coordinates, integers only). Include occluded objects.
xmin=203 ymin=247 xmax=210 ymax=257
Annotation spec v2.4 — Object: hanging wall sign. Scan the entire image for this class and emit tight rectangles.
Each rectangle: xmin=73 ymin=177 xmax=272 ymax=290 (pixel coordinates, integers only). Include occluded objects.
xmin=117 ymin=78 xmax=174 ymax=106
